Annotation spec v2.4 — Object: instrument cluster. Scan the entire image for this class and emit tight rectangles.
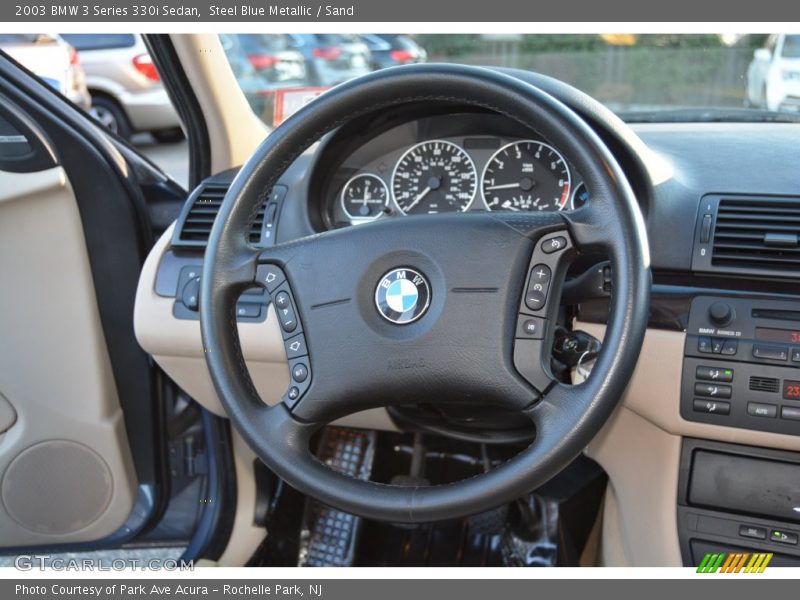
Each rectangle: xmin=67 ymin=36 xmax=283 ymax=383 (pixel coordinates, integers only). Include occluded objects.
xmin=324 ymin=114 xmax=589 ymax=226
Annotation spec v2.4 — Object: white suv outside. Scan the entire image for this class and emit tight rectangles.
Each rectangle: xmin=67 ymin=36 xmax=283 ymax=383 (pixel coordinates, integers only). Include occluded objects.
xmin=746 ymin=34 xmax=800 ymax=113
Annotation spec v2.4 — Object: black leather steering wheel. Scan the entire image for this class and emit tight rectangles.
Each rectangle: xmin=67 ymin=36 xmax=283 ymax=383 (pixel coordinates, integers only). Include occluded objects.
xmin=200 ymin=64 xmax=650 ymax=523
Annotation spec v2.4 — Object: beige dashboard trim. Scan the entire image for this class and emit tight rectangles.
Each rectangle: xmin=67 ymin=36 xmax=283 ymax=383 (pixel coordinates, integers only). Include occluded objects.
xmin=135 ymin=224 xmax=289 ymax=414
xmin=135 ymin=224 xmax=399 ymax=433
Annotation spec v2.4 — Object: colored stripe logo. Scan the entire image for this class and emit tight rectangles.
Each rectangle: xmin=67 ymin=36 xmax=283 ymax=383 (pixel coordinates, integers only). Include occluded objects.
xmin=696 ymin=552 xmax=773 ymax=573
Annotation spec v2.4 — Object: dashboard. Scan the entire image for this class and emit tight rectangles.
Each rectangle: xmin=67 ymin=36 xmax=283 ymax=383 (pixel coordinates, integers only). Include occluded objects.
xmin=321 ymin=113 xmax=589 ymax=227
xmin=135 ymin=69 xmax=800 ymax=567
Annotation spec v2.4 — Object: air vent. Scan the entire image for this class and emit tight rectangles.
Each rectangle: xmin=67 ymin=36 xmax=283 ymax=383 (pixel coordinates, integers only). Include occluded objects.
xmin=711 ymin=198 xmax=800 ymax=272
xmin=749 ymin=376 xmax=779 ymax=394
xmin=173 ymin=183 xmax=266 ymax=248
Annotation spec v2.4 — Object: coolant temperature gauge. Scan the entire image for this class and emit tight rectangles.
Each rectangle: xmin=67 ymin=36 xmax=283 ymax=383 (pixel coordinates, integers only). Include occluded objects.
xmin=341 ymin=173 xmax=389 ymax=220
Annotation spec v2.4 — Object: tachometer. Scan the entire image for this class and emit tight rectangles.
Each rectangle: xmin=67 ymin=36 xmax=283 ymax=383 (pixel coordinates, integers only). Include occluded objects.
xmin=391 ymin=140 xmax=477 ymax=214
xmin=481 ymin=140 xmax=571 ymax=212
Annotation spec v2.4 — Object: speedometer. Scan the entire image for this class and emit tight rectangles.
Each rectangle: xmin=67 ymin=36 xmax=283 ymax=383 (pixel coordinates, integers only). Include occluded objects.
xmin=481 ymin=140 xmax=571 ymax=212
xmin=391 ymin=140 xmax=477 ymax=214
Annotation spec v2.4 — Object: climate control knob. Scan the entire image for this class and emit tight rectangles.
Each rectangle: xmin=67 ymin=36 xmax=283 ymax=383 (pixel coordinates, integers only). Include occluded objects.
xmin=709 ymin=302 xmax=734 ymax=327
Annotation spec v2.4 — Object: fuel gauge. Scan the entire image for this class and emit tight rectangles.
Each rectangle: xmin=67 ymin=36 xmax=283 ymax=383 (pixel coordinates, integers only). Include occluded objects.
xmin=341 ymin=173 xmax=389 ymax=220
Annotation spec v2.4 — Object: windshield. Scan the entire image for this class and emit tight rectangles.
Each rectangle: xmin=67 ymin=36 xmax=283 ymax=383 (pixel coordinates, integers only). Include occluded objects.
xmin=220 ymin=33 xmax=800 ymax=125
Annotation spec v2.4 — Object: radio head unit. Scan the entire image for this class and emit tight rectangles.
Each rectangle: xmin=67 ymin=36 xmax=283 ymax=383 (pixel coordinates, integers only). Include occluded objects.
xmin=682 ymin=296 xmax=800 ymax=435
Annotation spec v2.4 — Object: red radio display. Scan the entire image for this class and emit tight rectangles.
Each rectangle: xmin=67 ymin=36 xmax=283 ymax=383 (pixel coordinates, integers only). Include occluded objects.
xmin=784 ymin=380 xmax=800 ymax=400
xmin=755 ymin=327 xmax=800 ymax=344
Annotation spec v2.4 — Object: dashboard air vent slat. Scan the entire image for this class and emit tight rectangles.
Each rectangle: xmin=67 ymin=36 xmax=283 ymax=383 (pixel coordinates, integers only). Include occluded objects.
xmin=711 ymin=198 xmax=800 ymax=272
xmin=174 ymin=183 xmax=266 ymax=248
xmin=749 ymin=376 xmax=780 ymax=394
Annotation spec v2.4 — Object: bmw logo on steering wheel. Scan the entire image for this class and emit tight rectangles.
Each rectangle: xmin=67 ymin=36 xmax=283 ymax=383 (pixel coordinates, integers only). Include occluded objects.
xmin=375 ymin=268 xmax=431 ymax=324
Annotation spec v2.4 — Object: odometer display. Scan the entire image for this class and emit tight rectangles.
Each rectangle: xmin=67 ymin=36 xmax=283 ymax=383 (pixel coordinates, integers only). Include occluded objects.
xmin=481 ymin=140 xmax=571 ymax=212
xmin=391 ymin=140 xmax=477 ymax=214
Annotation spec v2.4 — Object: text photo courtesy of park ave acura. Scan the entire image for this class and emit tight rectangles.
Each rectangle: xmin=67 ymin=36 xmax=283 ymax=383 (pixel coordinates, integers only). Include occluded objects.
xmin=15 ymin=584 xmax=319 ymax=597
xmin=2 ymin=0 xmax=800 ymax=594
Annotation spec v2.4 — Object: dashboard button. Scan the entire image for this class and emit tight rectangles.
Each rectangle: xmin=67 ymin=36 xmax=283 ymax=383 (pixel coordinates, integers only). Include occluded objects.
xmin=771 ymin=530 xmax=798 ymax=545
xmin=525 ymin=290 xmax=546 ymax=311
xmin=236 ymin=303 xmax=261 ymax=318
xmin=747 ymin=402 xmax=777 ymax=418
xmin=287 ymin=387 xmax=300 ymax=402
xmin=530 ymin=264 xmax=552 ymax=286
xmin=792 ymin=348 xmax=800 ymax=363
xmin=292 ymin=363 xmax=309 ymax=383
xmin=256 ymin=264 xmax=285 ymax=292
xmin=542 ymin=236 xmax=567 ymax=254
xmin=781 ymin=406 xmax=800 ymax=421
xmin=753 ymin=344 xmax=789 ymax=361
xmin=711 ymin=338 xmax=725 ymax=354
xmin=696 ymin=366 xmax=733 ymax=382
xmin=516 ymin=315 xmax=545 ymax=339
xmin=274 ymin=291 xmax=291 ymax=310
xmin=276 ymin=300 xmax=298 ymax=332
xmin=181 ymin=277 xmax=200 ymax=311
xmin=739 ymin=525 xmax=767 ymax=540
xmin=525 ymin=265 xmax=551 ymax=311
xmin=284 ymin=333 xmax=308 ymax=359
xmin=698 ymin=336 xmax=713 ymax=353
xmin=693 ymin=399 xmax=730 ymax=415
xmin=694 ymin=383 xmax=732 ymax=399
xmin=721 ymin=339 xmax=738 ymax=355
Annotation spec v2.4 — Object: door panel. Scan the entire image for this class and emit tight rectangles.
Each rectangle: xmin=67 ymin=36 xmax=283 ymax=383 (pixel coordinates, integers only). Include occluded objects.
xmin=0 ymin=166 xmax=137 ymax=546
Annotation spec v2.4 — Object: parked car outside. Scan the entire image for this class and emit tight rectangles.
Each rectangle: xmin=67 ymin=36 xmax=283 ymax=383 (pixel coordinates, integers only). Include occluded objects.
xmin=219 ymin=33 xmax=300 ymax=123
xmin=234 ymin=34 xmax=306 ymax=88
xmin=0 ymin=34 xmax=90 ymax=109
xmin=60 ymin=33 xmax=183 ymax=142
xmin=746 ymin=33 xmax=800 ymax=112
xmin=361 ymin=34 xmax=428 ymax=70
xmin=287 ymin=34 xmax=371 ymax=86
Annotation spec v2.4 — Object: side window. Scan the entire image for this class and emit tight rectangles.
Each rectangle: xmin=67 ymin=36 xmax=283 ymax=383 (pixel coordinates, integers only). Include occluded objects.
xmin=780 ymin=35 xmax=800 ymax=58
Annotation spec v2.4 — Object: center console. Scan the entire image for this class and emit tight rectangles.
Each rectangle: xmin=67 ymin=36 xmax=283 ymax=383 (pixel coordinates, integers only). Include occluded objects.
xmin=682 ymin=296 xmax=800 ymax=436
xmin=679 ymin=296 xmax=800 ymax=565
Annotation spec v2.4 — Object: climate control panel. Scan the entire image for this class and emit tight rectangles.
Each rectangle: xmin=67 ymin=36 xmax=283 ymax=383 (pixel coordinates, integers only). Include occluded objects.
xmin=681 ymin=296 xmax=800 ymax=435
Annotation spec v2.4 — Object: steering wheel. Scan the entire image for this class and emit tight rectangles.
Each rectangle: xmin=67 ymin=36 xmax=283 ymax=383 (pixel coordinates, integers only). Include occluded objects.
xmin=200 ymin=64 xmax=650 ymax=523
